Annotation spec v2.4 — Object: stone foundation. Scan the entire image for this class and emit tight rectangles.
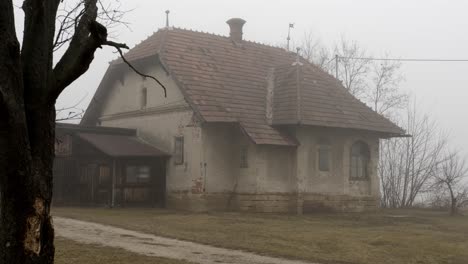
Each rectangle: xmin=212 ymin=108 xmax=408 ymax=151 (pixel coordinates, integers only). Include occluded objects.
xmin=166 ymin=191 xmax=379 ymax=213
xmin=301 ymin=193 xmax=378 ymax=213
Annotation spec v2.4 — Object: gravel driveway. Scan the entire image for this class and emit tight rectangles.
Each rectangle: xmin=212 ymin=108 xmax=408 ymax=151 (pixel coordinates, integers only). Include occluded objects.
xmin=54 ymin=217 xmax=316 ymax=264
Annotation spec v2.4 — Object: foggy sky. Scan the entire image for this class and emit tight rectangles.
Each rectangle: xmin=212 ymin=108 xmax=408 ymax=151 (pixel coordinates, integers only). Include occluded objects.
xmin=25 ymin=0 xmax=468 ymax=151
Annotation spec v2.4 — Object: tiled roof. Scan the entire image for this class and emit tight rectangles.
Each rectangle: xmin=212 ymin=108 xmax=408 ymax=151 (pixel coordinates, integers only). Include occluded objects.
xmin=56 ymin=123 xmax=169 ymax=157
xmin=84 ymin=27 xmax=404 ymax=145
xmin=77 ymin=133 xmax=168 ymax=157
xmin=272 ymin=64 xmax=404 ymax=134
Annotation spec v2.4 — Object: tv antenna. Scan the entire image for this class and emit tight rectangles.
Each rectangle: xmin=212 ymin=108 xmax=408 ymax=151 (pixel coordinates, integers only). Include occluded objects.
xmin=165 ymin=10 xmax=170 ymax=27
xmin=287 ymin=23 xmax=294 ymax=51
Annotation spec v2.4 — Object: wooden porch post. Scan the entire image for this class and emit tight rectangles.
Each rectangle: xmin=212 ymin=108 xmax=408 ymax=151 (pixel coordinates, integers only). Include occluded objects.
xmin=111 ymin=159 xmax=116 ymax=208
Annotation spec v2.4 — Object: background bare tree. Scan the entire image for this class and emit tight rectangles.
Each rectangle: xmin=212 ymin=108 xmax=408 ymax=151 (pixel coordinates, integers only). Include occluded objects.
xmin=432 ymin=151 xmax=468 ymax=215
xmin=380 ymin=102 xmax=448 ymax=208
xmin=364 ymin=57 xmax=407 ymax=117
xmin=299 ymin=31 xmax=332 ymax=72
xmin=333 ymin=37 xmax=372 ymax=97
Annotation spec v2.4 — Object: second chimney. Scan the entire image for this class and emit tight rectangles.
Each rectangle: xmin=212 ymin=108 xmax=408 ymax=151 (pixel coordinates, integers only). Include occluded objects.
xmin=226 ymin=18 xmax=246 ymax=43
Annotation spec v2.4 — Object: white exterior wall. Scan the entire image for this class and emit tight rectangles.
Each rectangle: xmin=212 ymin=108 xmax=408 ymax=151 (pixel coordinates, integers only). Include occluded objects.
xmin=97 ymin=63 xmax=200 ymax=193
xmin=92 ymin=61 xmax=381 ymax=212
xmin=294 ymin=126 xmax=380 ymax=197
xmin=201 ymin=123 xmax=258 ymax=194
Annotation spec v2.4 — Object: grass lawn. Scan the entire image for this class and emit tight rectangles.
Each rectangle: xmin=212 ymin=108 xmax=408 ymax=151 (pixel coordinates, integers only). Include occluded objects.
xmin=54 ymin=207 xmax=468 ymax=264
xmin=55 ymin=237 xmax=192 ymax=264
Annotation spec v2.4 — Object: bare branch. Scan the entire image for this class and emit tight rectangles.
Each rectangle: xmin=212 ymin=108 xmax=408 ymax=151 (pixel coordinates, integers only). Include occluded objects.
xmin=364 ymin=55 xmax=407 ymax=117
xmin=432 ymin=151 xmax=468 ymax=215
xmin=53 ymin=0 xmax=131 ymax=51
xmin=334 ymin=36 xmax=371 ymax=97
xmin=380 ymin=100 xmax=449 ymax=208
xmin=106 ymin=41 xmax=167 ymax=97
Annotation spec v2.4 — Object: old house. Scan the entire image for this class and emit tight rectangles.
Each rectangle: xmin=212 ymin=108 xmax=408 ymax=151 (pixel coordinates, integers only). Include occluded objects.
xmin=72 ymin=18 xmax=405 ymax=213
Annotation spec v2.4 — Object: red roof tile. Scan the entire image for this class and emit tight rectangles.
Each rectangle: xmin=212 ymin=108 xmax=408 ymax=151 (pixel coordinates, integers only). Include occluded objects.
xmin=83 ymin=27 xmax=404 ymax=145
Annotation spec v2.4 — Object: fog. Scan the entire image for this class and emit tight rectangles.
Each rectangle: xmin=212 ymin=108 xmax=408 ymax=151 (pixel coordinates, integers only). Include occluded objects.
xmin=51 ymin=0 xmax=468 ymax=152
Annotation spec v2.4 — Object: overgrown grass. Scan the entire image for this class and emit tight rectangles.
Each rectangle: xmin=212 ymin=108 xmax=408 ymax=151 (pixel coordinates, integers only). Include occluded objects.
xmin=55 ymin=237 xmax=193 ymax=264
xmin=54 ymin=207 xmax=468 ymax=264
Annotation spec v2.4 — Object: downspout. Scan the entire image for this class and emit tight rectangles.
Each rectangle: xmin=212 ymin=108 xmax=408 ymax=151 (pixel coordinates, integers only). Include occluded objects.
xmin=293 ymin=48 xmax=304 ymax=214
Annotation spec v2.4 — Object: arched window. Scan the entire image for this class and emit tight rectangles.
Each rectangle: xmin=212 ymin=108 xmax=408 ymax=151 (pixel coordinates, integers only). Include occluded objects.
xmin=317 ymin=138 xmax=331 ymax=172
xmin=350 ymin=141 xmax=370 ymax=179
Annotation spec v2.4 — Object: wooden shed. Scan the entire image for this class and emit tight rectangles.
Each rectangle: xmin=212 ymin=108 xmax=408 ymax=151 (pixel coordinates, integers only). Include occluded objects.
xmin=53 ymin=123 xmax=169 ymax=207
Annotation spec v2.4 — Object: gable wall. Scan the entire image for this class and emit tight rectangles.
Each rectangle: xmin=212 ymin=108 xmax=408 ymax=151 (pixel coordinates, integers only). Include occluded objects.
xmin=96 ymin=62 xmax=199 ymax=194
xmin=100 ymin=63 xmax=186 ymax=116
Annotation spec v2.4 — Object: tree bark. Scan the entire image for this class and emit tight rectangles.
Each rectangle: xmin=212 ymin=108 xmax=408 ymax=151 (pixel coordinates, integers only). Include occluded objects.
xmin=1 ymin=0 xmax=141 ymax=262
xmin=447 ymin=183 xmax=458 ymax=216
xmin=0 ymin=112 xmax=56 ymax=264
xmin=0 ymin=28 xmax=56 ymax=264
xmin=0 ymin=1 xmax=56 ymax=262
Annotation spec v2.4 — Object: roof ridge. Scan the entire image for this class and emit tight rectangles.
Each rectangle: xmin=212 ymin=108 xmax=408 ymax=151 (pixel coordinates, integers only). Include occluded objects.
xmin=169 ymin=26 xmax=292 ymax=53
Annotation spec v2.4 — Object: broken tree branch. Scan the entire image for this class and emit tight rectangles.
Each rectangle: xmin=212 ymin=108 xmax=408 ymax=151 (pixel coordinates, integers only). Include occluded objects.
xmin=106 ymin=40 xmax=167 ymax=97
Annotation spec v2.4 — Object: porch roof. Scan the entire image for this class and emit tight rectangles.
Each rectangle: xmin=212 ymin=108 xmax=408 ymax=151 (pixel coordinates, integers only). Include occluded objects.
xmin=77 ymin=133 xmax=169 ymax=157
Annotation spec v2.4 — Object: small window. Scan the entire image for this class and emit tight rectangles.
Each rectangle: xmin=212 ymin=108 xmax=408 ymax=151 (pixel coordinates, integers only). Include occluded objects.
xmin=350 ymin=141 xmax=370 ymax=179
xmin=140 ymin=87 xmax=147 ymax=109
xmin=126 ymin=165 xmax=150 ymax=183
xmin=240 ymin=146 xmax=248 ymax=168
xmin=318 ymin=147 xmax=330 ymax=171
xmin=174 ymin=136 xmax=184 ymax=165
xmin=318 ymin=139 xmax=331 ymax=172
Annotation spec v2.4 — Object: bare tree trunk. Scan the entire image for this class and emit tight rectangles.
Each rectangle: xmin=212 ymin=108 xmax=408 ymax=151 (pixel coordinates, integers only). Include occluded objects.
xmin=1 ymin=0 xmax=163 ymax=262
xmin=0 ymin=116 xmax=56 ymax=264
xmin=447 ymin=184 xmax=458 ymax=216
xmin=0 ymin=37 xmax=56 ymax=264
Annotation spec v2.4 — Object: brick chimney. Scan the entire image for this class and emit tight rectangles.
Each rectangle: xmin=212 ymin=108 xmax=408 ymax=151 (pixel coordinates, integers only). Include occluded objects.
xmin=226 ymin=18 xmax=246 ymax=43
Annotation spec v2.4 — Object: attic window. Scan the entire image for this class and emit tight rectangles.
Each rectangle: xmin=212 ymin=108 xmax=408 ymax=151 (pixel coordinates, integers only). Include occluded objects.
xmin=140 ymin=87 xmax=147 ymax=109
xmin=174 ymin=136 xmax=184 ymax=165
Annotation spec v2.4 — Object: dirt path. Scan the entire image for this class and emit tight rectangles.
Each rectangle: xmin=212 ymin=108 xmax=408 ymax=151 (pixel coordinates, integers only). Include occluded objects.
xmin=54 ymin=217 xmax=316 ymax=264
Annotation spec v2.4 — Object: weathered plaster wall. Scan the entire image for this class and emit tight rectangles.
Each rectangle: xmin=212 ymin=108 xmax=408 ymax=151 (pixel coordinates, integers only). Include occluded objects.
xmin=256 ymin=145 xmax=295 ymax=193
xmin=294 ymin=126 xmax=380 ymax=197
xmin=97 ymin=63 xmax=199 ymax=194
xmin=289 ymin=126 xmax=380 ymax=213
xmin=94 ymin=62 xmax=381 ymax=213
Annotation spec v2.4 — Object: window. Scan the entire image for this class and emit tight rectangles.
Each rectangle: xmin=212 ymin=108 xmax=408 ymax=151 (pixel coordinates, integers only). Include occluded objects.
xmin=125 ymin=165 xmax=150 ymax=183
xmin=350 ymin=141 xmax=370 ymax=179
xmin=318 ymin=147 xmax=330 ymax=172
xmin=174 ymin=136 xmax=184 ymax=165
xmin=240 ymin=146 xmax=248 ymax=168
xmin=318 ymin=139 xmax=331 ymax=172
xmin=140 ymin=87 xmax=147 ymax=109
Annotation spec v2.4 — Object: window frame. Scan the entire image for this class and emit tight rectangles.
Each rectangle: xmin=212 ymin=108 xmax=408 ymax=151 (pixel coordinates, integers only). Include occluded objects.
xmin=174 ymin=136 xmax=184 ymax=165
xmin=349 ymin=141 xmax=370 ymax=180
xmin=125 ymin=164 xmax=151 ymax=184
xmin=317 ymin=138 xmax=331 ymax=172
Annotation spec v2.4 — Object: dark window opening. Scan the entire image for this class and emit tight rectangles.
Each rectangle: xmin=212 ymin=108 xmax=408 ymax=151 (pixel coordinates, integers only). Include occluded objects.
xmin=126 ymin=165 xmax=150 ymax=183
xmin=240 ymin=146 xmax=248 ymax=168
xmin=318 ymin=147 xmax=330 ymax=171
